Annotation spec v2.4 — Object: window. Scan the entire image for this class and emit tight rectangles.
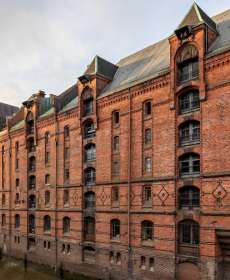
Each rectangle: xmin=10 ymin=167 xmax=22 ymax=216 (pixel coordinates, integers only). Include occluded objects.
xmin=116 ymin=252 xmax=121 ymax=265
xmin=84 ymin=120 xmax=95 ymax=138
xmin=44 ymin=215 xmax=51 ymax=232
xmin=67 ymin=244 xmax=71 ymax=254
xmin=84 ymin=217 xmax=95 ymax=241
xmin=64 ymin=190 xmax=69 ymax=206
xmin=82 ymin=87 xmax=93 ymax=116
xmin=179 ymin=121 xmax=200 ymax=145
xmin=2 ymin=194 xmax=5 ymax=206
xmin=29 ymin=214 xmax=35 ymax=234
xmin=110 ymin=251 xmax=114 ymax=264
xmin=26 ymin=112 xmax=34 ymax=134
xmin=29 ymin=175 xmax=36 ymax=190
xmin=111 ymin=186 xmax=119 ymax=204
xmin=144 ymin=157 xmax=152 ymax=173
xmin=179 ymin=220 xmax=199 ymax=245
xmin=144 ymin=101 xmax=152 ymax=116
xmin=15 ymin=193 xmax=20 ymax=204
xmin=15 ymin=158 xmax=19 ymax=170
xmin=113 ymin=136 xmax=119 ymax=151
xmin=85 ymin=143 xmax=96 ymax=162
xmin=45 ymin=174 xmax=50 ymax=185
xmin=149 ymin=258 xmax=154 ymax=272
xmin=142 ymin=186 xmax=152 ymax=206
xmin=15 ymin=214 xmax=20 ymax=229
xmin=177 ymin=44 xmax=199 ymax=83
xmin=63 ymin=217 xmax=70 ymax=234
xmin=84 ymin=192 xmax=95 ymax=209
xmin=141 ymin=221 xmax=153 ymax=241
xmin=111 ymin=219 xmax=120 ymax=240
xmin=112 ymin=161 xmax=120 ymax=178
xmin=45 ymin=191 xmax=50 ymax=206
xmin=45 ymin=151 xmax=50 ymax=164
xmin=29 ymin=156 xmax=36 ymax=172
xmin=179 ymin=90 xmax=200 ymax=114
xmin=16 ymin=178 xmax=20 ymax=187
xmin=179 ymin=186 xmax=200 ymax=209
xmin=45 ymin=132 xmax=50 ymax=145
xmin=140 ymin=256 xmax=146 ymax=270
xmin=64 ymin=169 xmax=70 ymax=183
xmin=15 ymin=141 xmax=19 ymax=153
xmin=179 ymin=153 xmax=200 ymax=177
xmin=28 ymin=137 xmax=35 ymax=152
xmin=28 ymin=194 xmax=36 ymax=209
xmin=144 ymin=128 xmax=152 ymax=145
xmin=84 ymin=167 xmax=96 ymax=185
xmin=1 ymin=214 xmax=6 ymax=227
xmin=64 ymin=147 xmax=70 ymax=160
xmin=64 ymin=125 xmax=70 ymax=138
xmin=113 ymin=111 xmax=120 ymax=125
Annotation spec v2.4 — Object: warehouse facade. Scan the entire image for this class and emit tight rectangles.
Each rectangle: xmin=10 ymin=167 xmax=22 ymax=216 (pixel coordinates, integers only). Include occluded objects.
xmin=0 ymin=4 xmax=230 ymax=280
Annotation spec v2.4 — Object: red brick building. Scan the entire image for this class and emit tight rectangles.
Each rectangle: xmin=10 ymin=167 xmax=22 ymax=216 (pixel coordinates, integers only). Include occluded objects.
xmin=0 ymin=4 xmax=230 ymax=279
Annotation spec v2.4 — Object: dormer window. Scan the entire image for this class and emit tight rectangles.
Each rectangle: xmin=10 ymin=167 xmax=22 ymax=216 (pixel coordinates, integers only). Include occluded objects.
xmin=177 ymin=44 xmax=199 ymax=84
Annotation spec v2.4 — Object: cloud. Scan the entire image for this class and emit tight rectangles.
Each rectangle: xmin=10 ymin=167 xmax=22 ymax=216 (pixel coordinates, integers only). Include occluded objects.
xmin=0 ymin=0 xmax=229 ymax=106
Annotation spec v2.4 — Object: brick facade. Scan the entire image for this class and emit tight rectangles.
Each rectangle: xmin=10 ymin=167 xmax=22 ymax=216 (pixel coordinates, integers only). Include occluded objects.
xmin=0 ymin=4 xmax=230 ymax=280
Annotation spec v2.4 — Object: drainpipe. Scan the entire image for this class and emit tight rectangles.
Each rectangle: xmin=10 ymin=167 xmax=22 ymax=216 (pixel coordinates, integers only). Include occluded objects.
xmin=54 ymin=106 xmax=59 ymax=272
xmin=127 ymin=88 xmax=132 ymax=277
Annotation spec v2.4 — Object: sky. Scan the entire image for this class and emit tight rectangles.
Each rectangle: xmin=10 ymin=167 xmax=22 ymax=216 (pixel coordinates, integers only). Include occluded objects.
xmin=0 ymin=0 xmax=229 ymax=107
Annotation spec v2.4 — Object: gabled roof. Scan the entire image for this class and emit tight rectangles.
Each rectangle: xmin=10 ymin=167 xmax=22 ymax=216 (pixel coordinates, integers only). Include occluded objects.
xmin=178 ymin=2 xmax=217 ymax=31
xmin=85 ymin=55 xmax=118 ymax=80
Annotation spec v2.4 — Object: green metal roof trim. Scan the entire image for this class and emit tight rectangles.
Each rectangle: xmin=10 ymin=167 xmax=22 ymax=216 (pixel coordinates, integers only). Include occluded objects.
xmin=39 ymin=107 xmax=55 ymax=118
xmin=59 ymin=97 xmax=78 ymax=113
xmin=10 ymin=119 xmax=25 ymax=132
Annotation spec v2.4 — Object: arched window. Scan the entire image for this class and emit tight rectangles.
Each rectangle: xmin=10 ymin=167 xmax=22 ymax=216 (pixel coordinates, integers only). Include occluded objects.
xmin=179 ymin=153 xmax=200 ymax=177
xmin=45 ymin=174 xmax=50 ymax=185
xmin=177 ymin=44 xmax=199 ymax=83
xmin=26 ymin=112 xmax=34 ymax=134
xmin=45 ymin=132 xmax=50 ymax=145
xmin=1 ymin=214 xmax=6 ymax=227
xmin=179 ymin=120 xmax=200 ymax=145
xmin=63 ymin=190 xmax=69 ymax=206
xmin=144 ymin=128 xmax=152 ymax=145
xmin=85 ymin=143 xmax=96 ymax=162
xmin=113 ymin=136 xmax=119 ymax=151
xmin=29 ymin=214 xmax=35 ymax=234
xmin=84 ymin=217 xmax=95 ymax=242
xmin=28 ymin=194 xmax=36 ymax=209
xmin=84 ymin=120 xmax=95 ymax=139
xmin=113 ymin=111 xmax=120 ymax=125
xmin=44 ymin=215 xmax=51 ymax=232
xmin=27 ymin=137 xmax=35 ymax=152
xmin=63 ymin=217 xmax=70 ymax=234
xmin=28 ymin=156 xmax=36 ymax=172
xmin=141 ymin=221 xmax=153 ymax=241
xmin=144 ymin=101 xmax=152 ymax=116
xmin=140 ymin=256 xmax=146 ymax=270
xmin=84 ymin=192 xmax=95 ymax=209
xmin=29 ymin=175 xmax=36 ymax=190
xmin=64 ymin=125 xmax=70 ymax=138
xmin=2 ymin=194 xmax=5 ymax=206
xmin=84 ymin=167 xmax=96 ymax=185
xmin=15 ymin=214 xmax=20 ymax=229
xmin=179 ymin=186 xmax=200 ymax=209
xmin=82 ymin=87 xmax=94 ymax=116
xmin=179 ymin=90 xmax=200 ymax=114
xmin=179 ymin=220 xmax=199 ymax=245
xmin=110 ymin=219 xmax=120 ymax=240
xmin=45 ymin=191 xmax=50 ymax=206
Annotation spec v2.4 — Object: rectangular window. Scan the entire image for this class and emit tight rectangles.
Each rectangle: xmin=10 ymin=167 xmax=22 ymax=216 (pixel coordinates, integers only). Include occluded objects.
xmin=45 ymin=151 xmax=50 ymax=164
xmin=112 ymin=186 xmax=119 ymax=203
xmin=64 ymin=169 xmax=70 ymax=183
xmin=113 ymin=161 xmax=120 ymax=178
xmin=64 ymin=147 xmax=70 ymax=160
xmin=144 ymin=101 xmax=152 ymax=116
xmin=145 ymin=157 xmax=152 ymax=173
xmin=113 ymin=111 xmax=120 ymax=125
xmin=15 ymin=158 xmax=19 ymax=170
xmin=144 ymin=129 xmax=152 ymax=145
xmin=143 ymin=186 xmax=152 ymax=206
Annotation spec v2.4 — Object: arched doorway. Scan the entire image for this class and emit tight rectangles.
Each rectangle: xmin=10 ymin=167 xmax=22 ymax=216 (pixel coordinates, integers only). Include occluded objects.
xmin=177 ymin=262 xmax=200 ymax=280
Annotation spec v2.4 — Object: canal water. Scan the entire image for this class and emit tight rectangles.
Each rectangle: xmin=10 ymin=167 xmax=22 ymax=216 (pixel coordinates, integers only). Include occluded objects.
xmin=0 ymin=258 xmax=96 ymax=280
